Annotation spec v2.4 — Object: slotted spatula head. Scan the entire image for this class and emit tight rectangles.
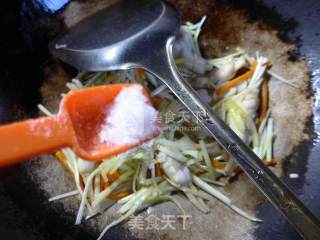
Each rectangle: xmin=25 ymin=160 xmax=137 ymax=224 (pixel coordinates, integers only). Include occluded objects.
xmin=50 ymin=0 xmax=180 ymax=71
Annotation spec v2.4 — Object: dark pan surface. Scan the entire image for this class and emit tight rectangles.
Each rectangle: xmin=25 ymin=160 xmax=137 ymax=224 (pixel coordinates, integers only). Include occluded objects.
xmin=0 ymin=0 xmax=320 ymax=239
xmin=250 ymin=1 xmax=320 ymax=239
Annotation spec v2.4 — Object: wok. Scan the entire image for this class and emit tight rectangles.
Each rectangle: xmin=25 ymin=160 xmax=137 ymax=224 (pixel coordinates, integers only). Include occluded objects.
xmin=0 ymin=0 xmax=319 ymax=239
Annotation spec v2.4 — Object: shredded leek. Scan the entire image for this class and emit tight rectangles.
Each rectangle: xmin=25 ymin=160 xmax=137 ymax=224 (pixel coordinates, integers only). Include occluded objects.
xmin=40 ymin=16 xmax=297 ymax=239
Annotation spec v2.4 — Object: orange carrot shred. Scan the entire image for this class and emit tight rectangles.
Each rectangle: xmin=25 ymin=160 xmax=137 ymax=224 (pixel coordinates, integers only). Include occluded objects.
xmin=151 ymin=96 xmax=162 ymax=108
xmin=214 ymin=61 xmax=257 ymax=96
xmin=99 ymin=171 xmax=121 ymax=190
xmin=135 ymin=68 xmax=146 ymax=85
xmin=262 ymin=159 xmax=277 ymax=167
xmin=107 ymin=191 xmax=131 ymax=200
xmin=79 ymin=177 xmax=85 ymax=190
xmin=257 ymin=78 xmax=269 ymax=127
xmin=211 ymin=159 xmax=225 ymax=169
xmin=100 ymin=179 xmax=110 ymax=190
xmin=155 ymin=163 xmax=163 ymax=176
xmin=107 ymin=171 xmax=121 ymax=182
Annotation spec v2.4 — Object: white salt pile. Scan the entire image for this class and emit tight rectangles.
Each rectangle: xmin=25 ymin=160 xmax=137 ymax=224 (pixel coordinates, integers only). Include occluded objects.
xmin=99 ymin=85 xmax=159 ymax=146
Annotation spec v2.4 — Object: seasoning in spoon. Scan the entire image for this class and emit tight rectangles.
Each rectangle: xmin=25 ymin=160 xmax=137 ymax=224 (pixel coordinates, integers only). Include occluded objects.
xmin=99 ymin=85 xmax=160 ymax=146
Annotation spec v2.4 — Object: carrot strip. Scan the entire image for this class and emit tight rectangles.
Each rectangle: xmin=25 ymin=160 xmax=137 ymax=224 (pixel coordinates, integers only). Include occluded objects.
xmin=257 ymin=78 xmax=269 ymax=127
xmin=262 ymin=159 xmax=277 ymax=167
xmin=211 ymin=159 xmax=225 ymax=169
xmin=155 ymin=163 xmax=163 ymax=176
xmin=100 ymin=179 xmax=110 ymax=190
xmin=107 ymin=171 xmax=121 ymax=182
xmin=214 ymin=61 xmax=257 ymax=96
xmin=151 ymin=96 xmax=162 ymax=108
xmin=55 ymin=151 xmax=73 ymax=174
xmin=107 ymin=191 xmax=131 ymax=200
xmin=135 ymin=68 xmax=146 ymax=85
xmin=99 ymin=171 xmax=121 ymax=190
xmin=79 ymin=176 xmax=85 ymax=190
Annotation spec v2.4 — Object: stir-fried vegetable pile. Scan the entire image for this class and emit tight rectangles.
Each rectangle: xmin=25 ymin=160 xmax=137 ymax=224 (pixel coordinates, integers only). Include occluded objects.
xmin=40 ymin=17 xmax=295 ymax=240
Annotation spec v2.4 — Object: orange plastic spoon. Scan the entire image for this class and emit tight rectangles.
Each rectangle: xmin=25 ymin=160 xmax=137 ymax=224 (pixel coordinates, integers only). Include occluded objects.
xmin=0 ymin=83 xmax=160 ymax=167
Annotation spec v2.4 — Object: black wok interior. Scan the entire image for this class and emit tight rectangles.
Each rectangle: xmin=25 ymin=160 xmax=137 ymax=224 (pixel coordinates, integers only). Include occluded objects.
xmin=0 ymin=0 xmax=320 ymax=239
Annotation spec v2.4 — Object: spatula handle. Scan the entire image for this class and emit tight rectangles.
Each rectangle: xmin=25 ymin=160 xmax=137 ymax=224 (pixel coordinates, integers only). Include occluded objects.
xmin=145 ymin=36 xmax=320 ymax=239
xmin=0 ymin=116 xmax=72 ymax=167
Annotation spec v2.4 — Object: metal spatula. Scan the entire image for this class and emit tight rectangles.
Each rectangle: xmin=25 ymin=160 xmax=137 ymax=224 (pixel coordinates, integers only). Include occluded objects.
xmin=50 ymin=0 xmax=320 ymax=238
